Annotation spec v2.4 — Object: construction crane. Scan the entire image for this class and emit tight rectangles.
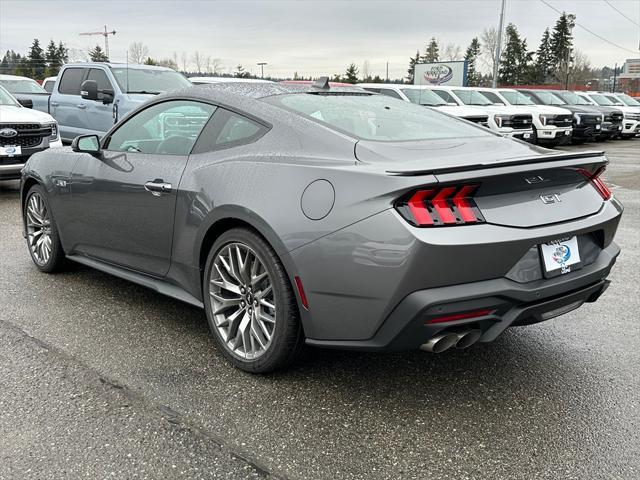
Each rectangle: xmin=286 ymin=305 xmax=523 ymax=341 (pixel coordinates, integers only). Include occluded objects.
xmin=79 ymin=25 xmax=116 ymax=59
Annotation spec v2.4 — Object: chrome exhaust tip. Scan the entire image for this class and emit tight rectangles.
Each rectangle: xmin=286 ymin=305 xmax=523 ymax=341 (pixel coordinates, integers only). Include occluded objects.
xmin=454 ymin=329 xmax=482 ymax=349
xmin=420 ymin=333 xmax=459 ymax=353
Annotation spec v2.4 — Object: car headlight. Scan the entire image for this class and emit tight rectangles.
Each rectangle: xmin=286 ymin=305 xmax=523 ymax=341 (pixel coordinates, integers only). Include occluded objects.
xmin=538 ymin=114 xmax=552 ymax=126
xmin=573 ymin=113 xmax=581 ymax=125
xmin=43 ymin=121 xmax=59 ymax=140
xmin=493 ymin=114 xmax=510 ymax=128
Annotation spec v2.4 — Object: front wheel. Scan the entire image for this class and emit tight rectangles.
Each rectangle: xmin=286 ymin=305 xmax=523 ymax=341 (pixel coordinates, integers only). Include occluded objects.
xmin=24 ymin=184 xmax=66 ymax=273
xmin=203 ymin=228 xmax=304 ymax=373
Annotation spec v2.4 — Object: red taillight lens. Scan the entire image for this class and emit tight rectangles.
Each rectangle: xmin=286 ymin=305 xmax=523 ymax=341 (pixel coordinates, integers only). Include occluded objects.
xmin=399 ymin=184 xmax=484 ymax=227
xmin=578 ymin=167 xmax=612 ymax=200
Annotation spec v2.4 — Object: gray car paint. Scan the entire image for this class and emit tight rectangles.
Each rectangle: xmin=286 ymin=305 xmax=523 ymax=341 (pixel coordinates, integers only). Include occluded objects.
xmin=20 ymin=84 xmax=623 ymax=349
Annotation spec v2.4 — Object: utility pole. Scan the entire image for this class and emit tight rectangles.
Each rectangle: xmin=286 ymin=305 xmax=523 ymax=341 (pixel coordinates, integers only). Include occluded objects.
xmin=492 ymin=0 xmax=506 ymax=88
xmin=386 ymin=61 xmax=389 ymax=81
xmin=257 ymin=62 xmax=267 ymax=78
xmin=79 ymin=25 xmax=116 ymax=59
xmin=613 ymin=62 xmax=618 ymax=92
xmin=564 ymin=14 xmax=576 ymax=90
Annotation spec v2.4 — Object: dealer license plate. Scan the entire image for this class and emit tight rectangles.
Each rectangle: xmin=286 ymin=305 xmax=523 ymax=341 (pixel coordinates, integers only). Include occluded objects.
xmin=0 ymin=145 xmax=22 ymax=156
xmin=540 ymin=236 xmax=582 ymax=278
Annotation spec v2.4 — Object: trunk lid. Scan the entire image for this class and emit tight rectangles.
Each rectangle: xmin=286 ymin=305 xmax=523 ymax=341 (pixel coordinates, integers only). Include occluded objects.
xmin=355 ymin=137 xmax=608 ymax=228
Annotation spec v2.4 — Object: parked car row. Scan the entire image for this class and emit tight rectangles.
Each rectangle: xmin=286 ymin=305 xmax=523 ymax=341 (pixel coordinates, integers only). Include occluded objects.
xmin=358 ymin=83 xmax=640 ymax=146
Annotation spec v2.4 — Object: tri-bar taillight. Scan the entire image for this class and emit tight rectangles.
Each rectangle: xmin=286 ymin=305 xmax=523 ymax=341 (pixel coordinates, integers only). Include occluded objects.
xmin=578 ymin=166 xmax=612 ymax=200
xmin=396 ymin=184 xmax=485 ymax=227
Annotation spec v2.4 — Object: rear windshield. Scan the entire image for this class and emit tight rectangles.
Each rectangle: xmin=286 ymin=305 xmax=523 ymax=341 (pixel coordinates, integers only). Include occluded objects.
xmin=268 ymin=93 xmax=489 ymax=142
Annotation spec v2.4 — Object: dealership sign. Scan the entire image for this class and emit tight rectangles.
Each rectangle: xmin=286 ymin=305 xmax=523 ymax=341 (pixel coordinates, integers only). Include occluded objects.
xmin=414 ymin=61 xmax=468 ymax=87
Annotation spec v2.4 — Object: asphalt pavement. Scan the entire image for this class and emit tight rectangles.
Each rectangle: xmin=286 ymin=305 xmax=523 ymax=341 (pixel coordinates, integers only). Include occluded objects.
xmin=1 ymin=139 xmax=639 ymax=480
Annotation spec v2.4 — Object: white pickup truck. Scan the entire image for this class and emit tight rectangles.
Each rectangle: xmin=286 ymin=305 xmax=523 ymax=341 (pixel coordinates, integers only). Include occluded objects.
xmin=470 ymin=87 xmax=573 ymax=147
xmin=357 ymin=83 xmax=489 ymax=127
xmin=424 ymin=85 xmax=535 ymax=141
xmin=0 ymin=85 xmax=62 ymax=181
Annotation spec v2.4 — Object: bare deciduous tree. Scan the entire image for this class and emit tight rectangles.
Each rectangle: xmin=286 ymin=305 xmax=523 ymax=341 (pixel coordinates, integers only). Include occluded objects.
xmin=480 ymin=27 xmax=500 ymax=75
xmin=443 ymin=43 xmax=463 ymax=61
xmin=361 ymin=60 xmax=370 ymax=79
xmin=568 ymin=49 xmax=592 ymax=84
xmin=192 ymin=51 xmax=203 ymax=73
xmin=128 ymin=42 xmax=149 ymax=64
xmin=180 ymin=51 xmax=188 ymax=72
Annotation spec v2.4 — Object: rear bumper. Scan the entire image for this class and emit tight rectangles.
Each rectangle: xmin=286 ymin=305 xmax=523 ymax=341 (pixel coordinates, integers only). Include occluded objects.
xmin=306 ymin=242 xmax=620 ymax=351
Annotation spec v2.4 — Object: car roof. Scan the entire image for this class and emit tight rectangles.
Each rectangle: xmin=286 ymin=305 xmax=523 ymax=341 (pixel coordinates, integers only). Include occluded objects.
xmin=189 ymin=76 xmax=272 ymax=84
xmin=188 ymin=82 xmax=368 ymax=100
xmin=0 ymin=74 xmax=39 ymax=81
xmin=61 ymin=62 xmax=175 ymax=71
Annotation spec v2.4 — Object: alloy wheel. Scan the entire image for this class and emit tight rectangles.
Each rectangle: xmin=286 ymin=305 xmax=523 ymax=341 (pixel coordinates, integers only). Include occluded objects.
xmin=209 ymin=242 xmax=277 ymax=360
xmin=26 ymin=192 xmax=52 ymax=265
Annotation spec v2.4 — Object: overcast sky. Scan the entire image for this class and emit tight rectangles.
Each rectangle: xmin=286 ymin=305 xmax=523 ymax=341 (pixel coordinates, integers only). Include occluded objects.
xmin=1 ymin=0 xmax=638 ymax=78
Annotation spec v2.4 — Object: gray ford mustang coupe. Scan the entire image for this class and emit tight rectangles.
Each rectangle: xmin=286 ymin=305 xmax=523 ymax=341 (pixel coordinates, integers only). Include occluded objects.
xmin=20 ymin=81 xmax=622 ymax=372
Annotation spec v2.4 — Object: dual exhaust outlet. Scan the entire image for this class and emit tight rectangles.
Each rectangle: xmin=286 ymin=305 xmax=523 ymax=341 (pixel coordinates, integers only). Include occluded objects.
xmin=420 ymin=329 xmax=482 ymax=353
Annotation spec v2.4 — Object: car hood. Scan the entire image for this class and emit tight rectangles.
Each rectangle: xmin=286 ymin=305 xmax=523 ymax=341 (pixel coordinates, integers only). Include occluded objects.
xmin=523 ymin=105 xmax=572 ymax=115
xmin=354 ymin=134 xmax=590 ymax=174
xmin=557 ymin=104 xmax=601 ymax=115
xmin=460 ymin=104 xmax=528 ymax=115
xmin=0 ymin=104 xmax=55 ymax=123
xmin=432 ymin=105 xmax=487 ymax=118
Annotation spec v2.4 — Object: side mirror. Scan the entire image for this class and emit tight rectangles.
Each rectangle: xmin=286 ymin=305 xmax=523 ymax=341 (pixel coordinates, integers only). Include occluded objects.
xmin=71 ymin=134 xmax=101 ymax=154
xmin=17 ymin=98 xmax=33 ymax=109
xmin=80 ymin=80 xmax=98 ymax=101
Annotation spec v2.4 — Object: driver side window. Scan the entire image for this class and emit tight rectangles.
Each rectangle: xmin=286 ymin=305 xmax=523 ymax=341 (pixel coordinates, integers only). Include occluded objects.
xmin=105 ymin=100 xmax=216 ymax=155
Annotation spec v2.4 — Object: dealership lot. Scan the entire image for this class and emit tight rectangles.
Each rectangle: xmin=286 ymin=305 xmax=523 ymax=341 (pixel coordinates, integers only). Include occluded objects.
xmin=0 ymin=139 xmax=639 ymax=479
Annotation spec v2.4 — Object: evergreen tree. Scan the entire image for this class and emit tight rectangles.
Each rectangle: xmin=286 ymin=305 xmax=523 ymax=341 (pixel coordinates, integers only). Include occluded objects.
xmin=464 ymin=37 xmax=482 ymax=86
xmin=498 ymin=24 xmax=532 ymax=85
xmin=44 ymin=40 xmax=60 ymax=77
xmin=420 ymin=38 xmax=439 ymax=63
xmin=344 ymin=63 xmax=359 ymax=83
xmin=234 ymin=64 xmax=250 ymax=78
xmin=57 ymin=41 xmax=68 ymax=64
xmin=27 ymin=38 xmax=45 ymax=78
xmin=89 ymin=45 xmax=109 ymax=62
xmin=407 ymin=49 xmax=421 ymax=83
xmin=533 ymin=28 xmax=553 ymax=83
xmin=549 ymin=13 xmax=574 ymax=77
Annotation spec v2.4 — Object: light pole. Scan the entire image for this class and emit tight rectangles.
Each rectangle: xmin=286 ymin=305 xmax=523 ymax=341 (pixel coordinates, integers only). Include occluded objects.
xmin=492 ymin=0 xmax=506 ymax=88
xmin=257 ymin=62 xmax=267 ymax=79
xmin=564 ymin=14 xmax=576 ymax=90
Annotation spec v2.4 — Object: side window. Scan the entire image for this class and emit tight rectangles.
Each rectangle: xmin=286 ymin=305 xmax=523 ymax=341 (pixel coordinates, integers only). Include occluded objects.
xmin=58 ymin=68 xmax=85 ymax=95
xmin=105 ymin=100 xmax=216 ymax=155
xmin=378 ymin=89 xmax=403 ymax=100
xmin=87 ymin=68 xmax=113 ymax=91
xmin=43 ymin=80 xmax=54 ymax=93
xmin=192 ymin=109 xmax=269 ymax=153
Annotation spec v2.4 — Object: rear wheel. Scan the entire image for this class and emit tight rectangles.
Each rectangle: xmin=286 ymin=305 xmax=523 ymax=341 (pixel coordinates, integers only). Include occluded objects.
xmin=24 ymin=184 xmax=66 ymax=273
xmin=203 ymin=228 xmax=304 ymax=373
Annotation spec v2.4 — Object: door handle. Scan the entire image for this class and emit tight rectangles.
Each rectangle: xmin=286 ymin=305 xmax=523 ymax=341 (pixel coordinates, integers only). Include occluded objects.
xmin=50 ymin=101 xmax=59 ymax=106
xmin=144 ymin=180 xmax=172 ymax=196
xmin=77 ymin=104 xmax=86 ymax=109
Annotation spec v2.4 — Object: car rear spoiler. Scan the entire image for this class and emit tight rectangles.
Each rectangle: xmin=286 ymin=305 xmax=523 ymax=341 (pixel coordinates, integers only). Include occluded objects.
xmin=385 ymin=151 xmax=607 ymax=176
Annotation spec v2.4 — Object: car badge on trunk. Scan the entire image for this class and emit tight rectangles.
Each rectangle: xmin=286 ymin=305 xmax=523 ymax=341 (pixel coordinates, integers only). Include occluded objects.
xmin=540 ymin=193 xmax=561 ymax=204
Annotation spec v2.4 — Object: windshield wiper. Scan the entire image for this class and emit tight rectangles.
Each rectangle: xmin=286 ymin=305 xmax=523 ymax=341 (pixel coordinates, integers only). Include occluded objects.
xmin=127 ymin=90 xmax=162 ymax=95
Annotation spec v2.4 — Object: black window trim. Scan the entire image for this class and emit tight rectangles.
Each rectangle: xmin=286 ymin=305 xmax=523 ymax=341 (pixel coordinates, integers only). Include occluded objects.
xmin=191 ymin=107 xmax=271 ymax=154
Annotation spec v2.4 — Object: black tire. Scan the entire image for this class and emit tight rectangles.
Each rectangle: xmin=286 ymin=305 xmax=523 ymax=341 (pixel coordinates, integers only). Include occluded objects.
xmin=24 ymin=184 xmax=66 ymax=273
xmin=203 ymin=227 xmax=304 ymax=373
